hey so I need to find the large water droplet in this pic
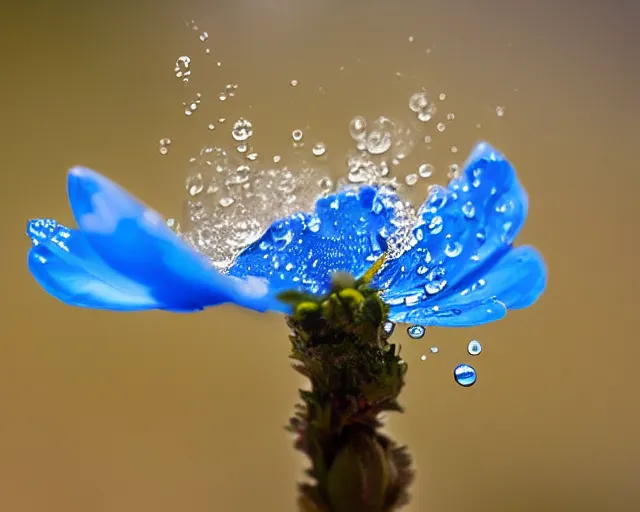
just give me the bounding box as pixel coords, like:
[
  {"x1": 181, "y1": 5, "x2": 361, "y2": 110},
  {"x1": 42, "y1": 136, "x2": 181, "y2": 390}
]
[
  {"x1": 454, "y1": 364, "x2": 477, "y2": 387},
  {"x1": 232, "y1": 118, "x2": 253, "y2": 141},
  {"x1": 467, "y1": 340, "x2": 482, "y2": 356},
  {"x1": 407, "y1": 325, "x2": 426, "y2": 339},
  {"x1": 462, "y1": 201, "x2": 476, "y2": 219}
]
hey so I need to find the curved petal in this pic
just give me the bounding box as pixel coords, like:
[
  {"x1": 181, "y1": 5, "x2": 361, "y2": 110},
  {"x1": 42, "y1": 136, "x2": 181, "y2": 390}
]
[
  {"x1": 375, "y1": 142, "x2": 541, "y2": 326},
  {"x1": 27, "y1": 218, "x2": 162, "y2": 310},
  {"x1": 227, "y1": 185, "x2": 404, "y2": 297},
  {"x1": 65, "y1": 167, "x2": 270, "y2": 312}
]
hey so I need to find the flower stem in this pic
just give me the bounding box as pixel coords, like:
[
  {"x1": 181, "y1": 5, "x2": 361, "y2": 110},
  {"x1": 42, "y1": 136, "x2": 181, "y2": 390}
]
[{"x1": 279, "y1": 272, "x2": 414, "y2": 512}]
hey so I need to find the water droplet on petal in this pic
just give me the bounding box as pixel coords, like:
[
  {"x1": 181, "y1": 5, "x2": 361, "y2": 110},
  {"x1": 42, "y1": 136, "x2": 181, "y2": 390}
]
[
  {"x1": 462, "y1": 201, "x2": 476, "y2": 219},
  {"x1": 467, "y1": 340, "x2": 482, "y2": 356},
  {"x1": 407, "y1": 325, "x2": 426, "y2": 339},
  {"x1": 454, "y1": 364, "x2": 477, "y2": 387}
]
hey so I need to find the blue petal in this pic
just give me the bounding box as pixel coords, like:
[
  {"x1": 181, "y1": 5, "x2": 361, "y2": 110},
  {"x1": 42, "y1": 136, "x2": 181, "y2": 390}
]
[
  {"x1": 27, "y1": 218, "x2": 162, "y2": 310},
  {"x1": 228, "y1": 185, "x2": 402, "y2": 297},
  {"x1": 64, "y1": 167, "x2": 271, "y2": 312},
  {"x1": 374, "y1": 141, "x2": 542, "y2": 326}
]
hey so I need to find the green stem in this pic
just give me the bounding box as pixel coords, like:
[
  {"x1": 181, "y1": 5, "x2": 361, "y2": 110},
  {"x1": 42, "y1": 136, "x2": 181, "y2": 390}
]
[{"x1": 279, "y1": 271, "x2": 414, "y2": 512}]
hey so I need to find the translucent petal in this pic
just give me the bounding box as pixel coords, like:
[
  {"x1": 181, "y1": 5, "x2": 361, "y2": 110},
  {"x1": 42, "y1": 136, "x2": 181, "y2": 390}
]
[
  {"x1": 387, "y1": 246, "x2": 545, "y2": 326},
  {"x1": 27, "y1": 218, "x2": 162, "y2": 310},
  {"x1": 228, "y1": 185, "x2": 402, "y2": 296},
  {"x1": 373, "y1": 141, "x2": 538, "y2": 325},
  {"x1": 65, "y1": 167, "x2": 270, "y2": 312}
]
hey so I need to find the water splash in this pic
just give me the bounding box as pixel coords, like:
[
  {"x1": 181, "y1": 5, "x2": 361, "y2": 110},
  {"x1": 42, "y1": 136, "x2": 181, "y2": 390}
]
[{"x1": 180, "y1": 147, "x2": 329, "y2": 271}]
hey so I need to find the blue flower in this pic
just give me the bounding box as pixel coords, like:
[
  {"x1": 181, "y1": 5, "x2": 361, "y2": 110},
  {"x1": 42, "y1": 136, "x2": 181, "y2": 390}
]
[{"x1": 26, "y1": 142, "x2": 546, "y2": 326}]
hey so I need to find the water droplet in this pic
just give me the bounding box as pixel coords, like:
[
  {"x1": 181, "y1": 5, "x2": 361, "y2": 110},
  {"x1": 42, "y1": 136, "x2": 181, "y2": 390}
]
[
  {"x1": 408, "y1": 36, "x2": 415, "y2": 42},
  {"x1": 187, "y1": 173, "x2": 204, "y2": 196},
  {"x1": 467, "y1": 340, "x2": 482, "y2": 356},
  {"x1": 159, "y1": 137, "x2": 171, "y2": 155},
  {"x1": 450, "y1": 145, "x2": 458, "y2": 153},
  {"x1": 437, "y1": 122, "x2": 446, "y2": 132},
  {"x1": 246, "y1": 152, "x2": 258, "y2": 161},
  {"x1": 462, "y1": 201, "x2": 476, "y2": 219},
  {"x1": 219, "y1": 197, "x2": 234, "y2": 207},
  {"x1": 444, "y1": 241, "x2": 463, "y2": 258},
  {"x1": 454, "y1": 364, "x2": 477, "y2": 387},
  {"x1": 292, "y1": 129, "x2": 303, "y2": 142},
  {"x1": 208, "y1": 123, "x2": 215, "y2": 130},
  {"x1": 273, "y1": 155, "x2": 281, "y2": 163},
  {"x1": 418, "y1": 163, "x2": 434, "y2": 178},
  {"x1": 205, "y1": 48, "x2": 211, "y2": 54},
  {"x1": 430, "y1": 346, "x2": 439, "y2": 354},
  {"x1": 408, "y1": 92, "x2": 428, "y2": 113},
  {"x1": 424, "y1": 135, "x2": 432, "y2": 144},
  {"x1": 496, "y1": 105, "x2": 505, "y2": 117},
  {"x1": 174, "y1": 56, "x2": 191, "y2": 82},
  {"x1": 366, "y1": 130, "x2": 392, "y2": 155},
  {"x1": 420, "y1": 354, "x2": 427, "y2": 361},
  {"x1": 290, "y1": 79, "x2": 298, "y2": 86},
  {"x1": 405, "y1": 173, "x2": 418, "y2": 186},
  {"x1": 407, "y1": 325, "x2": 426, "y2": 339},
  {"x1": 232, "y1": 118, "x2": 253, "y2": 141},
  {"x1": 446, "y1": 112, "x2": 455, "y2": 121},
  {"x1": 438, "y1": 92, "x2": 446, "y2": 100},
  {"x1": 349, "y1": 116, "x2": 367, "y2": 140},
  {"x1": 199, "y1": 31, "x2": 209, "y2": 42},
  {"x1": 312, "y1": 143, "x2": 326, "y2": 156},
  {"x1": 383, "y1": 321, "x2": 395, "y2": 335}
]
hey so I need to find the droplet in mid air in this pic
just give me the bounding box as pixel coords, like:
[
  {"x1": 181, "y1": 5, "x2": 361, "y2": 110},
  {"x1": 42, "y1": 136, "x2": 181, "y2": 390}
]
[
  {"x1": 383, "y1": 321, "x2": 395, "y2": 335},
  {"x1": 349, "y1": 115, "x2": 367, "y2": 140},
  {"x1": 454, "y1": 364, "x2": 477, "y2": 387},
  {"x1": 159, "y1": 138, "x2": 171, "y2": 155},
  {"x1": 232, "y1": 118, "x2": 253, "y2": 141},
  {"x1": 496, "y1": 105, "x2": 505, "y2": 117},
  {"x1": 292, "y1": 129, "x2": 304, "y2": 142},
  {"x1": 467, "y1": 340, "x2": 482, "y2": 356},
  {"x1": 174, "y1": 56, "x2": 191, "y2": 83},
  {"x1": 405, "y1": 173, "x2": 418, "y2": 186},
  {"x1": 430, "y1": 346, "x2": 439, "y2": 354},
  {"x1": 312, "y1": 143, "x2": 326, "y2": 156},
  {"x1": 407, "y1": 325, "x2": 426, "y2": 339},
  {"x1": 418, "y1": 163, "x2": 434, "y2": 178}
]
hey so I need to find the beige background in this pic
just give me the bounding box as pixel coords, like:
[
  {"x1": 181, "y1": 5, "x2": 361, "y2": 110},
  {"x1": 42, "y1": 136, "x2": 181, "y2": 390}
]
[{"x1": 1, "y1": 0, "x2": 639, "y2": 510}]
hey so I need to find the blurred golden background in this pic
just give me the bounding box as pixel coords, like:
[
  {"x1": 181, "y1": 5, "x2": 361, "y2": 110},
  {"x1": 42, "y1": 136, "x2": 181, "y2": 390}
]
[{"x1": 1, "y1": 0, "x2": 639, "y2": 510}]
